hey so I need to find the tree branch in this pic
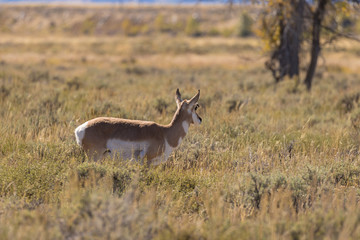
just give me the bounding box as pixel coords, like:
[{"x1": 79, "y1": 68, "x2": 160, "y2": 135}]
[{"x1": 321, "y1": 25, "x2": 360, "y2": 42}]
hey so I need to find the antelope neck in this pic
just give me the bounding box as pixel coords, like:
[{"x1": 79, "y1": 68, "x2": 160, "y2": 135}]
[{"x1": 165, "y1": 109, "x2": 189, "y2": 148}]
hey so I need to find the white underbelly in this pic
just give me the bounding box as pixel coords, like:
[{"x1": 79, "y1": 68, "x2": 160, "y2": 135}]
[
  {"x1": 106, "y1": 138, "x2": 174, "y2": 165},
  {"x1": 106, "y1": 139, "x2": 150, "y2": 160}
]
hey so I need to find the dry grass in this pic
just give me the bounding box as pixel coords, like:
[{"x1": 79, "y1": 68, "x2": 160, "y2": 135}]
[{"x1": 1, "y1": 4, "x2": 360, "y2": 240}]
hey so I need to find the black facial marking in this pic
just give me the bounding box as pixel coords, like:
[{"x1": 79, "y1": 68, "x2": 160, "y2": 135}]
[{"x1": 195, "y1": 104, "x2": 199, "y2": 110}]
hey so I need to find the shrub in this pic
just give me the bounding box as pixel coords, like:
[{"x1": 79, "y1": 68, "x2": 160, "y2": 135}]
[
  {"x1": 207, "y1": 27, "x2": 221, "y2": 37},
  {"x1": 122, "y1": 18, "x2": 148, "y2": 36},
  {"x1": 81, "y1": 17, "x2": 96, "y2": 35},
  {"x1": 185, "y1": 16, "x2": 201, "y2": 37},
  {"x1": 351, "y1": 107, "x2": 360, "y2": 130},
  {"x1": 112, "y1": 169, "x2": 132, "y2": 196},
  {"x1": 154, "y1": 98, "x2": 169, "y2": 114},
  {"x1": 221, "y1": 28, "x2": 235, "y2": 37},
  {"x1": 337, "y1": 92, "x2": 360, "y2": 113},
  {"x1": 237, "y1": 11, "x2": 253, "y2": 37},
  {"x1": 356, "y1": 19, "x2": 360, "y2": 35},
  {"x1": 154, "y1": 14, "x2": 170, "y2": 33}
]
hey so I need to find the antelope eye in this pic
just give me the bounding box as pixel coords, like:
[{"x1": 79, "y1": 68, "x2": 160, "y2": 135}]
[{"x1": 195, "y1": 104, "x2": 199, "y2": 110}]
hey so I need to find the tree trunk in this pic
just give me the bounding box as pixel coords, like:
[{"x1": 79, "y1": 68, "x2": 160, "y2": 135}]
[
  {"x1": 265, "y1": 0, "x2": 305, "y2": 84},
  {"x1": 289, "y1": 0, "x2": 304, "y2": 79},
  {"x1": 304, "y1": 0, "x2": 328, "y2": 91}
]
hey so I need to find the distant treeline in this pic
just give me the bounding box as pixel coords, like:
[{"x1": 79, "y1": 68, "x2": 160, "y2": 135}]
[{"x1": 0, "y1": 5, "x2": 258, "y2": 37}]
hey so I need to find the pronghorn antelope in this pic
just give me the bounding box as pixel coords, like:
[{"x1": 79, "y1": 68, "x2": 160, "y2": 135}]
[{"x1": 74, "y1": 89, "x2": 202, "y2": 165}]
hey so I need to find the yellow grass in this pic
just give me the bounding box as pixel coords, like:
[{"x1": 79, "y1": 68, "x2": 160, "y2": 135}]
[{"x1": 1, "y1": 4, "x2": 360, "y2": 240}]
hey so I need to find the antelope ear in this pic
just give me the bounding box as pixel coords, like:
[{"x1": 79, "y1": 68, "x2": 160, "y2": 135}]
[
  {"x1": 189, "y1": 89, "x2": 200, "y2": 107},
  {"x1": 175, "y1": 88, "x2": 182, "y2": 108}
]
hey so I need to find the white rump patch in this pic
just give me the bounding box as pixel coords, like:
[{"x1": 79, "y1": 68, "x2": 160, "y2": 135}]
[
  {"x1": 74, "y1": 121, "x2": 88, "y2": 146},
  {"x1": 106, "y1": 139, "x2": 150, "y2": 161}
]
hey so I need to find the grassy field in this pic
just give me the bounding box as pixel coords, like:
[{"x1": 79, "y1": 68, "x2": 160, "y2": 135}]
[{"x1": 1, "y1": 4, "x2": 360, "y2": 240}]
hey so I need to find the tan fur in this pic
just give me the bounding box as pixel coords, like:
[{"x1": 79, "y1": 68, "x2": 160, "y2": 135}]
[{"x1": 75, "y1": 89, "x2": 201, "y2": 165}]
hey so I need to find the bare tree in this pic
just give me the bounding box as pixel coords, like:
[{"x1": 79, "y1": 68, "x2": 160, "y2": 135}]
[
  {"x1": 261, "y1": 0, "x2": 360, "y2": 91},
  {"x1": 265, "y1": 0, "x2": 305, "y2": 85}
]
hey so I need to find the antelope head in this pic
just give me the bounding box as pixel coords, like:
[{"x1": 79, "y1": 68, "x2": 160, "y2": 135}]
[{"x1": 175, "y1": 88, "x2": 202, "y2": 126}]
